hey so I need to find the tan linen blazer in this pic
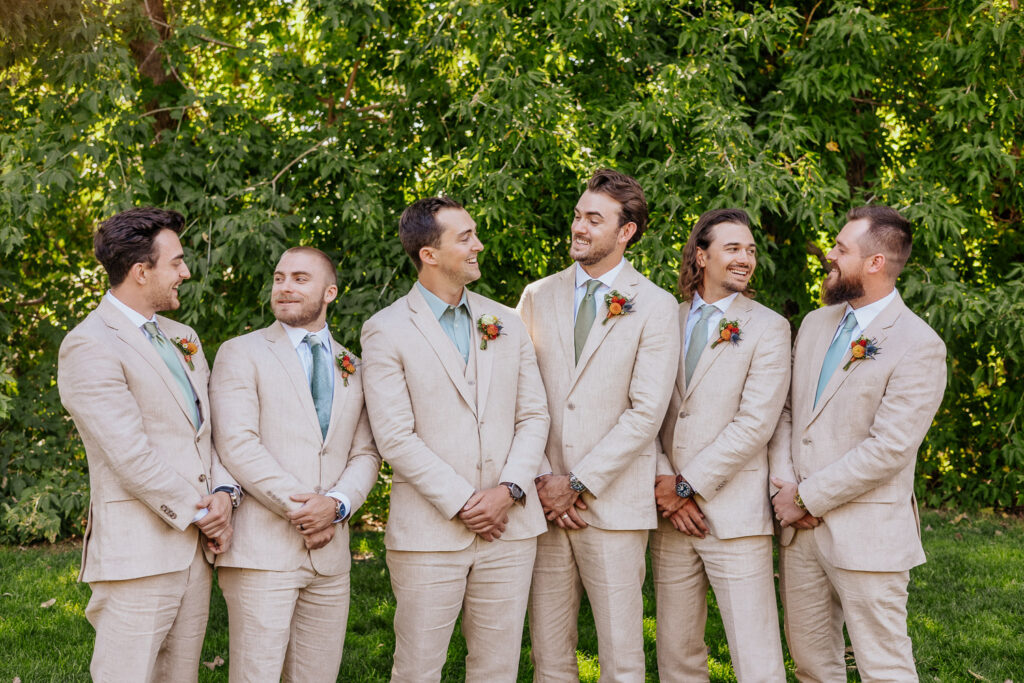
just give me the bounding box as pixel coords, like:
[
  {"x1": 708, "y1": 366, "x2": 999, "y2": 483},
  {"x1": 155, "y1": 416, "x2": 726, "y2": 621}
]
[
  {"x1": 360, "y1": 286, "x2": 549, "y2": 551},
  {"x1": 658, "y1": 295, "x2": 791, "y2": 540},
  {"x1": 209, "y1": 322, "x2": 381, "y2": 575},
  {"x1": 58, "y1": 297, "x2": 229, "y2": 582},
  {"x1": 517, "y1": 261, "x2": 679, "y2": 531},
  {"x1": 769, "y1": 293, "x2": 947, "y2": 571}
]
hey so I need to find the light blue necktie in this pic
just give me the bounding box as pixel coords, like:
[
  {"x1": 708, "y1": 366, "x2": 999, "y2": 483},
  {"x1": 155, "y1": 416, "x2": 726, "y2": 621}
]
[
  {"x1": 305, "y1": 334, "x2": 332, "y2": 439},
  {"x1": 815, "y1": 312, "x2": 858, "y2": 406},
  {"x1": 685, "y1": 304, "x2": 716, "y2": 384},
  {"x1": 142, "y1": 322, "x2": 200, "y2": 430}
]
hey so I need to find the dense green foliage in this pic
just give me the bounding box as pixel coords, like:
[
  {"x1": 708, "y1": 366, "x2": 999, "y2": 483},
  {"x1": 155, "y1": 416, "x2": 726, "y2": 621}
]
[
  {"x1": 1, "y1": 0, "x2": 1021, "y2": 542},
  {"x1": 3, "y1": 511, "x2": 1023, "y2": 680}
]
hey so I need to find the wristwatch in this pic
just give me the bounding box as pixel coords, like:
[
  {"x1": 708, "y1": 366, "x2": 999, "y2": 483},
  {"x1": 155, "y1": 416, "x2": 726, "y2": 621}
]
[
  {"x1": 333, "y1": 498, "x2": 347, "y2": 523},
  {"x1": 794, "y1": 490, "x2": 806, "y2": 511},
  {"x1": 674, "y1": 474, "x2": 694, "y2": 499},
  {"x1": 501, "y1": 482, "x2": 525, "y2": 504},
  {"x1": 568, "y1": 472, "x2": 587, "y2": 493},
  {"x1": 213, "y1": 485, "x2": 242, "y2": 509}
]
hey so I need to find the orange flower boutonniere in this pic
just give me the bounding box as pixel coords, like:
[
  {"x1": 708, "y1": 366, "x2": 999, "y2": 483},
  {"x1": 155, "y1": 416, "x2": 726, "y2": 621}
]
[
  {"x1": 710, "y1": 319, "x2": 741, "y2": 349},
  {"x1": 171, "y1": 336, "x2": 198, "y2": 370},
  {"x1": 843, "y1": 337, "x2": 880, "y2": 370},
  {"x1": 477, "y1": 314, "x2": 503, "y2": 350},
  {"x1": 336, "y1": 352, "x2": 357, "y2": 387},
  {"x1": 602, "y1": 290, "x2": 635, "y2": 324}
]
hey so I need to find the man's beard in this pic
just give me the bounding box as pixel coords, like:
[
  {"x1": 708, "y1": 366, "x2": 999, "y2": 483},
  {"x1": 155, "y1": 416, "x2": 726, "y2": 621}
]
[
  {"x1": 822, "y1": 267, "x2": 864, "y2": 305},
  {"x1": 272, "y1": 298, "x2": 326, "y2": 327},
  {"x1": 571, "y1": 237, "x2": 617, "y2": 267}
]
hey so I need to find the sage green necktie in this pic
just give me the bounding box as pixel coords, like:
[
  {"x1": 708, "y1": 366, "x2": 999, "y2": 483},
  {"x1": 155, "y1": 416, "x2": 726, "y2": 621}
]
[
  {"x1": 305, "y1": 333, "x2": 332, "y2": 439},
  {"x1": 142, "y1": 322, "x2": 200, "y2": 430},
  {"x1": 574, "y1": 279, "x2": 601, "y2": 364},
  {"x1": 685, "y1": 304, "x2": 716, "y2": 384},
  {"x1": 815, "y1": 311, "x2": 858, "y2": 407}
]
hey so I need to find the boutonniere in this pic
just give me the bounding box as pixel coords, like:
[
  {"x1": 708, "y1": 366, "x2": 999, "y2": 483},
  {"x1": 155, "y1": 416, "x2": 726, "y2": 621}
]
[
  {"x1": 602, "y1": 290, "x2": 635, "y2": 324},
  {"x1": 710, "y1": 319, "x2": 741, "y2": 349},
  {"x1": 843, "y1": 336, "x2": 880, "y2": 370},
  {"x1": 336, "y1": 352, "x2": 357, "y2": 386},
  {"x1": 477, "y1": 314, "x2": 503, "y2": 349},
  {"x1": 170, "y1": 336, "x2": 198, "y2": 370}
]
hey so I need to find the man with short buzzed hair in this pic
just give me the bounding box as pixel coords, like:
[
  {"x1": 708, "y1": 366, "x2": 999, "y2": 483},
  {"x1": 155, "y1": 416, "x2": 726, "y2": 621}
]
[{"x1": 771, "y1": 205, "x2": 947, "y2": 681}]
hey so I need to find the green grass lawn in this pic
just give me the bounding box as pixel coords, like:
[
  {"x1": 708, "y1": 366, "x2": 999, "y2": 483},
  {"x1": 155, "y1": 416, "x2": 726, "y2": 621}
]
[{"x1": 2, "y1": 509, "x2": 1022, "y2": 681}]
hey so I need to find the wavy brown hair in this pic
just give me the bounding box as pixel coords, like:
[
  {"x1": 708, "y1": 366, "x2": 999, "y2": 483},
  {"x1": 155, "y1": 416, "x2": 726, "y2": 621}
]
[{"x1": 678, "y1": 208, "x2": 754, "y2": 299}]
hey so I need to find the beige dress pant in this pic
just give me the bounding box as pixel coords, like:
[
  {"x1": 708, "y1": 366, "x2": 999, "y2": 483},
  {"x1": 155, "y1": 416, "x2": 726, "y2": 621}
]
[
  {"x1": 650, "y1": 525, "x2": 785, "y2": 683},
  {"x1": 86, "y1": 540, "x2": 211, "y2": 683},
  {"x1": 529, "y1": 525, "x2": 648, "y2": 683},
  {"x1": 779, "y1": 528, "x2": 917, "y2": 682},
  {"x1": 387, "y1": 535, "x2": 537, "y2": 683},
  {"x1": 218, "y1": 556, "x2": 350, "y2": 683}
]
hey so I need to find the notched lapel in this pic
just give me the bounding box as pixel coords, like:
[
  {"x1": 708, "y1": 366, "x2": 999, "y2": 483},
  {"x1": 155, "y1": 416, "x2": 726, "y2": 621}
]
[
  {"x1": 264, "y1": 323, "x2": 322, "y2": 437},
  {"x1": 684, "y1": 297, "x2": 753, "y2": 399},
  {"x1": 468, "y1": 293, "x2": 496, "y2": 418},
  {"x1": 553, "y1": 268, "x2": 577, "y2": 370},
  {"x1": 407, "y1": 289, "x2": 477, "y2": 415},
  {"x1": 324, "y1": 337, "x2": 355, "y2": 444},
  {"x1": 572, "y1": 265, "x2": 640, "y2": 385}
]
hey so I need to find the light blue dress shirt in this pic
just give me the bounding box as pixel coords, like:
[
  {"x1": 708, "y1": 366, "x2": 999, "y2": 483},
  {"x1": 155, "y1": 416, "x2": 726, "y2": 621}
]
[{"x1": 417, "y1": 282, "x2": 473, "y2": 363}]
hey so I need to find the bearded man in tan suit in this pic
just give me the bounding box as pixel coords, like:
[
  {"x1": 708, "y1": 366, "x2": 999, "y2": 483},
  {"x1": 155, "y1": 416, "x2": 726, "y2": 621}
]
[
  {"x1": 518, "y1": 169, "x2": 679, "y2": 682},
  {"x1": 209, "y1": 247, "x2": 381, "y2": 682},
  {"x1": 770, "y1": 206, "x2": 947, "y2": 681},
  {"x1": 360, "y1": 197, "x2": 549, "y2": 682},
  {"x1": 58, "y1": 207, "x2": 237, "y2": 682},
  {"x1": 651, "y1": 208, "x2": 790, "y2": 682}
]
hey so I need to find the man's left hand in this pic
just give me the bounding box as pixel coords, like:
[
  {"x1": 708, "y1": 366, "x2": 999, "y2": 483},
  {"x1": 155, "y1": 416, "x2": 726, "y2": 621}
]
[
  {"x1": 303, "y1": 525, "x2": 336, "y2": 550},
  {"x1": 655, "y1": 475, "x2": 686, "y2": 515},
  {"x1": 195, "y1": 491, "x2": 233, "y2": 539},
  {"x1": 771, "y1": 477, "x2": 809, "y2": 527},
  {"x1": 459, "y1": 486, "x2": 514, "y2": 540},
  {"x1": 288, "y1": 493, "x2": 337, "y2": 534}
]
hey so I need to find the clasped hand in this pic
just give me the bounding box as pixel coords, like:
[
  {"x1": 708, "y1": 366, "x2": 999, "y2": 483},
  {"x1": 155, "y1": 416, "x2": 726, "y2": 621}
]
[
  {"x1": 458, "y1": 486, "x2": 514, "y2": 541},
  {"x1": 654, "y1": 475, "x2": 709, "y2": 538},
  {"x1": 195, "y1": 490, "x2": 234, "y2": 554},
  {"x1": 536, "y1": 474, "x2": 588, "y2": 530},
  {"x1": 770, "y1": 477, "x2": 821, "y2": 530},
  {"x1": 288, "y1": 493, "x2": 338, "y2": 549}
]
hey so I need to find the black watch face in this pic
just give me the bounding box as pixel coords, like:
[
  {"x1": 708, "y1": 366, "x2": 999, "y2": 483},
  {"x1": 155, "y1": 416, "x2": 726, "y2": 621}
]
[{"x1": 676, "y1": 480, "x2": 694, "y2": 498}]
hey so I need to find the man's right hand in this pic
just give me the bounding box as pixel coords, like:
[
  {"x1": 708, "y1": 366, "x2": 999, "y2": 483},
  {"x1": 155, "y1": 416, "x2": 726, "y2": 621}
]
[
  {"x1": 668, "y1": 498, "x2": 709, "y2": 538},
  {"x1": 303, "y1": 525, "x2": 336, "y2": 550},
  {"x1": 654, "y1": 475, "x2": 686, "y2": 515}
]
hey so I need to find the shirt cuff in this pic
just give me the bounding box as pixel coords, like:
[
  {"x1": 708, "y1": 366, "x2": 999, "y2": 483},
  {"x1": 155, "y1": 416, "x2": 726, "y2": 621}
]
[
  {"x1": 325, "y1": 491, "x2": 352, "y2": 524},
  {"x1": 192, "y1": 507, "x2": 209, "y2": 523}
]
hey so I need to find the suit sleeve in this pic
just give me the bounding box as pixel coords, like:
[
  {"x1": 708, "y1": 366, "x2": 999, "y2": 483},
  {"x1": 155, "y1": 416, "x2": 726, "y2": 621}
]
[
  {"x1": 498, "y1": 322, "x2": 550, "y2": 489},
  {"x1": 572, "y1": 291, "x2": 680, "y2": 497},
  {"x1": 515, "y1": 286, "x2": 554, "y2": 475},
  {"x1": 682, "y1": 315, "x2": 791, "y2": 501},
  {"x1": 360, "y1": 315, "x2": 476, "y2": 520},
  {"x1": 798, "y1": 335, "x2": 947, "y2": 516},
  {"x1": 57, "y1": 330, "x2": 200, "y2": 531},
  {"x1": 657, "y1": 384, "x2": 682, "y2": 477},
  {"x1": 191, "y1": 343, "x2": 238, "y2": 490},
  {"x1": 209, "y1": 339, "x2": 309, "y2": 517},
  {"x1": 327, "y1": 404, "x2": 382, "y2": 515}
]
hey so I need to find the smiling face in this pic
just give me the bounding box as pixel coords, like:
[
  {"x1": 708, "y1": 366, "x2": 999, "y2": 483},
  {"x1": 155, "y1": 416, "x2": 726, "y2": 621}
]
[
  {"x1": 142, "y1": 229, "x2": 191, "y2": 313},
  {"x1": 697, "y1": 221, "x2": 756, "y2": 302},
  {"x1": 822, "y1": 218, "x2": 870, "y2": 305},
  {"x1": 270, "y1": 250, "x2": 338, "y2": 331},
  {"x1": 425, "y1": 207, "x2": 484, "y2": 288},
  {"x1": 570, "y1": 190, "x2": 635, "y2": 277}
]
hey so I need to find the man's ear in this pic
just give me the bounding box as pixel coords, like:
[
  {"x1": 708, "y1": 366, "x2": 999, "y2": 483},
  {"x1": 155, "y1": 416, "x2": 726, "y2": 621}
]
[
  {"x1": 617, "y1": 221, "x2": 637, "y2": 246},
  {"x1": 695, "y1": 247, "x2": 707, "y2": 269},
  {"x1": 419, "y1": 246, "x2": 437, "y2": 267},
  {"x1": 865, "y1": 253, "x2": 886, "y2": 275},
  {"x1": 128, "y1": 261, "x2": 148, "y2": 286},
  {"x1": 323, "y1": 284, "x2": 339, "y2": 305}
]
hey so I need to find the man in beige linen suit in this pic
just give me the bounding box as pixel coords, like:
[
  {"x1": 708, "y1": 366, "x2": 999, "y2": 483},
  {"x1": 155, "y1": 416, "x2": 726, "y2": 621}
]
[
  {"x1": 518, "y1": 169, "x2": 679, "y2": 682},
  {"x1": 770, "y1": 206, "x2": 947, "y2": 681},
  {"x1": 58, "y1": 207, "x2": 237, "y2": 682},
  {"x1": 210, "y1": 247, "x2": 381, "y2": 683},
  {"x1": 360, "y1": 197, "x2": 549, "y2": 682},
  {"x1": 651, "y1": 209, "x2": 790, "y2": 682}
]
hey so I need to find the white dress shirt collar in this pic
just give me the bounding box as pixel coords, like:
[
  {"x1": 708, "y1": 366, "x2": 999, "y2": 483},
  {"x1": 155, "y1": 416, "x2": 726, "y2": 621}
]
[
  {"x1": 689, "y1": 291, "x2": 740, "y2": 317},
  {"x1": 105, "y1": 290, "x2": 156, "y2": 330},
  {"x1": 280, "y1": 321, "x2": 331, "y2": 351},
  {"x1": 574, "y1": 258, "x2": 626, "y2": 290},
  {"x1": 838, "y1": 288, "x2": 898, "y2": 340}
]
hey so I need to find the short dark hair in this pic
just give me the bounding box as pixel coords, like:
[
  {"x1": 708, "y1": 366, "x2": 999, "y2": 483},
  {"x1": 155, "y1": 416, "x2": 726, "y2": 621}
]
[
  {"x1": 678, "y1": 208, "x2": 753, "y2": 297},
  {"x1": 586, "y1": 169, "x2": 648, "y2": 248},
  {"x1": 846, "y1": 205, "x2": 912, "y2": 277},
  {"x1": 279, "y1": 246, "x2": 337, "y2": 285},
  {"x1": 94, "y1": 207, "x2": 185, "y2": 286},
  {"x1": 399, "y1": 196, "x2": 463, "y2": 271}
]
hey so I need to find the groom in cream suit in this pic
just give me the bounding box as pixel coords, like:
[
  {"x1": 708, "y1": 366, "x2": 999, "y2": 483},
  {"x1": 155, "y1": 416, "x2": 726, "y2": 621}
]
[
  {"x1": 651, "y1": 209, "x2": 790, "y2": 682},
  {"x1": 771, "y1": 206, "x2": 947, "y2": 681},
  {"x1": 58, "y1": 207, "x2": 237, "y2": 682},
  {"x1": 210, "y1": 246, "x2": 381, "y2": 683},
  {"x1": 360, "y1": 197, "x2": 549, "y2": 682},
  {"x1": 518, "y1": 169, "x2": 679, "y2": 682}
]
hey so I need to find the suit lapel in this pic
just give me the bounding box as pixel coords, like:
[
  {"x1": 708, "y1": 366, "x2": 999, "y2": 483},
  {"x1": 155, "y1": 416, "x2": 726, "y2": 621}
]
[
  {"x1": 572, "y1": 262, "x2": 640, "y2": 388},
  {"x1": 263, "y1": 322, "x2": 322, "y2": 437},
  {"x1": 324, "y1": 336, "x2": 354, "y2": 444},
  {"x1": 802, "y1": 305, "x2": 846, "y2": 426},
  {"x1": 99, "y1": 299, "x2": 196, "y2": 429},
  {"x1": 407, "y1": 287, "x2": 478, "y2": 415},
  {"x1": 468, "y1": 292, "x2": 495, "y2": 418},
  {"x1": 684, "y1": 295, "x2": 753, "y2": 399},
  {"x1": 807, "y1": 296, "x2": 903, "y2": 424},
  {"x1": 553, "y1": 267, "x2": 577, "y2": 371}
]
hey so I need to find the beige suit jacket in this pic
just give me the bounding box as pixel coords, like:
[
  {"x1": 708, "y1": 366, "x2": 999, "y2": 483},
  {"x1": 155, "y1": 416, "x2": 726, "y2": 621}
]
[
  {"x1": 518, "y1": 261, "x2": 679, "y2": 531},
  {"x1": 209, "y1": 322, "x2": 381, "y2": 575},
  {"x1": 658, "y1": 296, "x2": 791, "y2": 540},
  {"x1": 769, "y1": 292, "x2": 947, "y2": 571},
  {"x1": 58, "y1": 297, "x2": 229, "y2": 582},
  {"x1": 360, "y1": 286, "x2": 549, "y2": 551}
]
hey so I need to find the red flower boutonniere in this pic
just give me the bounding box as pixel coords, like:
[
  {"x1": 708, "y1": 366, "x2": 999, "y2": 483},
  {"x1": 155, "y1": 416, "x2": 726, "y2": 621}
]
[
  {"x1": 843, "y1": 337, "x2": 880, "y2": 370},
  {"x1": 602, "y1": 290, "x2": 635, "y2": 324},
  {"x1": 336, "y1": 352, "x2": 357, "y2": 386},
  {"x1": 710, "y1": 319, "x2": 741, "y2": 348},
  {"x1": 170, "y1": 336, "x2": 198, "y2": 370},
  {"x1": 477, "y1": 314, "x2": 503, "y2": 349}
]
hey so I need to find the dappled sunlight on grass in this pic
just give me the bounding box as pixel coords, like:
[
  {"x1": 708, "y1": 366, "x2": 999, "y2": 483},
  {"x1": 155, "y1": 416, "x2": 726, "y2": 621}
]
[
  {"x1": 642, "y1": 615, "x2": 656, "y2": 643},
  {"x1": 577, "y1": 651, "x2": 600, "y2": 682}
]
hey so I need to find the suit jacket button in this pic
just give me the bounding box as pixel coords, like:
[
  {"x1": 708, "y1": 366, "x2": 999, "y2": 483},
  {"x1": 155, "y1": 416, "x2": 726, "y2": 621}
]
[
  {"x1": 314, "y1": 486, "x2": 322, "y2": 494},
  {"x1": 198, "y1": 474, "x2": 206, "y2": 482},
  {"x1": 567, "y1": 402, "x2": 575, "y2": 410},
  {"x1": 679, "y1": 411, "x2": 687, "y2": 418},
  {"x1": 801, "y1": 438, "x2": 812, "y2": 445}
]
